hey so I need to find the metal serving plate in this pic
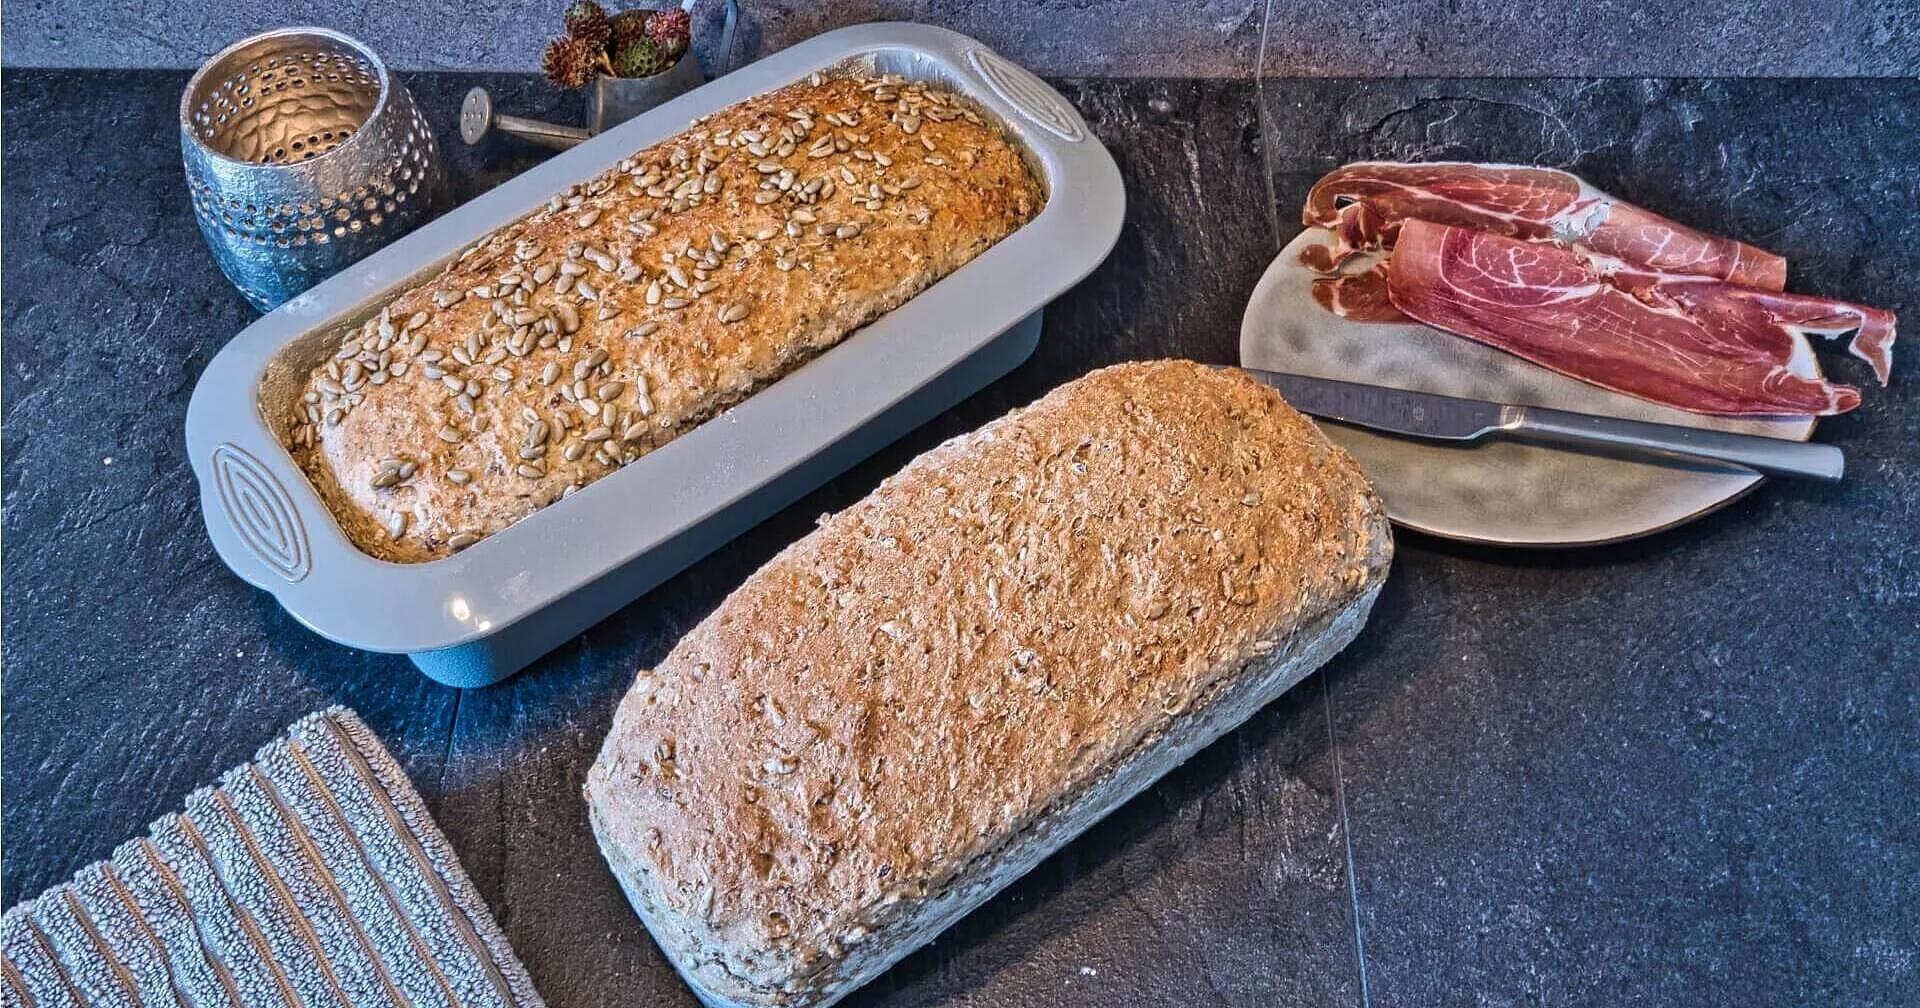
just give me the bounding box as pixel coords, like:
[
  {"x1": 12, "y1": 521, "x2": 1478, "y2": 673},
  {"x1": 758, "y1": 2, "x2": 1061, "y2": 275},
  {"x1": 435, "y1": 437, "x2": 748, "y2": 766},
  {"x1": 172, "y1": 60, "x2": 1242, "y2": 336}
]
[{"x1": 186, "y1": 23, "x2": 1125, "y2": 686}]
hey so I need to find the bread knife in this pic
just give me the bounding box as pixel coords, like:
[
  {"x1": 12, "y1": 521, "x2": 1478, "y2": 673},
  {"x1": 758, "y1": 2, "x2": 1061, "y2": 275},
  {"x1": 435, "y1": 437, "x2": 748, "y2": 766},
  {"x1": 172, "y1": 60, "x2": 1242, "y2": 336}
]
[{"x1": 1242, "y1": 369, "x2": 1844, "y2": 482}]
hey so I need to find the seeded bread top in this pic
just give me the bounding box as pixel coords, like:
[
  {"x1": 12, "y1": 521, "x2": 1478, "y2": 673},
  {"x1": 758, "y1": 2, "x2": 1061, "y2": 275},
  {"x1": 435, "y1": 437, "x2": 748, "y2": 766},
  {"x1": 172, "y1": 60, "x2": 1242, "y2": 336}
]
[
  {"x1": 286, "y1": 73, "x2": 1042, "y2": 561},
  {"x1": 586, "y1": 360, "x2": 1393, "y2": 1003}
]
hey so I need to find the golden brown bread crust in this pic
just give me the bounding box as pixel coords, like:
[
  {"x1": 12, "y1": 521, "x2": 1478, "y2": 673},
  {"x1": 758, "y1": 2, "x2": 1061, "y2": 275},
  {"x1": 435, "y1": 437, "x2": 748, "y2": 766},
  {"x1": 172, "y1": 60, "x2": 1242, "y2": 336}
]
[
  {"x1": 284, "y1": 73, "x2": 1042, "y2": 561},
  {"x1": 585, "y1": 361, "x2": 1392, "y2": 1005}
]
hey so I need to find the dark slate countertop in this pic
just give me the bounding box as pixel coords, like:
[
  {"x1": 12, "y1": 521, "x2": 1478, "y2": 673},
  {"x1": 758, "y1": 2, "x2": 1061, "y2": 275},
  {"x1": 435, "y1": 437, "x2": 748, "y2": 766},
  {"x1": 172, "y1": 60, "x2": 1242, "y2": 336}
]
[{"x1": 3, "y1": 70, "x2": 1915, "y2": 1007}]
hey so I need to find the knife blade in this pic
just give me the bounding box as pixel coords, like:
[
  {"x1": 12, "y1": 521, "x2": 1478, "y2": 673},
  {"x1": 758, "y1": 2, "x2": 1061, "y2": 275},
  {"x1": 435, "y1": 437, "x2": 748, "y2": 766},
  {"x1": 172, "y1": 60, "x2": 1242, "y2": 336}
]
[
  {"x1": 1240, "y1": 369, "x2": 1844, "y2": 482},
  {"x1": 1246, "y1": 370, "x2": 1512, "y2": 441}
]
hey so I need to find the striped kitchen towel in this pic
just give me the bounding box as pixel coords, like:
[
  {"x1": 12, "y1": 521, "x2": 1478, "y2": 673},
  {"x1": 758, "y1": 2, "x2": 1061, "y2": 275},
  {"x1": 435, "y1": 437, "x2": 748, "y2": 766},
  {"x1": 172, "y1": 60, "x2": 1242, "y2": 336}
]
[{"x1": 1, "y1": 707, "x2": 543, "y2": 1008}]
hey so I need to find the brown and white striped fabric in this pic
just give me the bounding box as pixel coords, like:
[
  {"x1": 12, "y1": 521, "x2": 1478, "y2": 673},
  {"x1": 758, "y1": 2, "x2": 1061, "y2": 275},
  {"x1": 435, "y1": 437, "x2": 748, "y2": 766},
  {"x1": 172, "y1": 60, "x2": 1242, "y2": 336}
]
[{"x1": 1, "y1": 708, "x2": 543, "y2": 1008}]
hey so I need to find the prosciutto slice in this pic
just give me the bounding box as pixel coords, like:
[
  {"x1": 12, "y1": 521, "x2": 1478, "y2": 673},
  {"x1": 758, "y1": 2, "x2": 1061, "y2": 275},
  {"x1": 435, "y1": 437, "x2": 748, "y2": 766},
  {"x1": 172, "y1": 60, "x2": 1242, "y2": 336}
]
[
  {"x1": 1310, "y1": 263, "x2": 1407, "y2": 323},
  {"x1": 1301, "y1": 162, "x2": 1788, "y2": 290},
  {"x1": 1381, "y1": 220, "x2": 1896, "y2": 416}
]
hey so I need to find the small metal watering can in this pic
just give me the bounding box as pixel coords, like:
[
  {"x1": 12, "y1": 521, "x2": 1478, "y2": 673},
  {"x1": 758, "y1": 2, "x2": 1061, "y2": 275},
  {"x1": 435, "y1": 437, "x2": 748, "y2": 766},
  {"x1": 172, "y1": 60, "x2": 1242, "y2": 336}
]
[{"x1": 461, "y1": 1, "x2": 735, "y2": 151}]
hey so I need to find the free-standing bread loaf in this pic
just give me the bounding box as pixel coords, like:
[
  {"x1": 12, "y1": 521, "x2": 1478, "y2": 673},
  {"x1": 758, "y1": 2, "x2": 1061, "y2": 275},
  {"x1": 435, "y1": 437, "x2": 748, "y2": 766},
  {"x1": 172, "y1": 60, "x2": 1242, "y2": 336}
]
[
  {"x1": 285, "y1": 73, "x2": 1042, "y2": 561},
  {"x1": 585, "y1": 360, "x2": 1392, "y2": 1007}
]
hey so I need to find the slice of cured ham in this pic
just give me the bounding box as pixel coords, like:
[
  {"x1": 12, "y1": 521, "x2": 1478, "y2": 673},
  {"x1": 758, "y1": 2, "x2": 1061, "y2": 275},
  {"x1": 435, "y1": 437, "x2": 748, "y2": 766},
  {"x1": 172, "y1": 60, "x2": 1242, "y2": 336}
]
[
  {"x1": 1301, "y1": 162, "x2": 1788, "y2": 290},
  {"x1": 1381, "y1": 220, "x2": 1896, "y2": 416},
  {"x1": 1310, "y1": 264, "x2": 1406, "y2": 323}
]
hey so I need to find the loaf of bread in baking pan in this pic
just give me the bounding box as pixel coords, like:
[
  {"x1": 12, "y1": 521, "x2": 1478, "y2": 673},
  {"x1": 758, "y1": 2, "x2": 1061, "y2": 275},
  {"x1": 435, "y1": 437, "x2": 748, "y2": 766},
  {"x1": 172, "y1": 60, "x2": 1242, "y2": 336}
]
[
  {"x1": 283, "y1": 73, "x2": 1043, "y2": 561},
  {"x1": 585, "y1": 360, "x2": 1393, "y2": 1007}
]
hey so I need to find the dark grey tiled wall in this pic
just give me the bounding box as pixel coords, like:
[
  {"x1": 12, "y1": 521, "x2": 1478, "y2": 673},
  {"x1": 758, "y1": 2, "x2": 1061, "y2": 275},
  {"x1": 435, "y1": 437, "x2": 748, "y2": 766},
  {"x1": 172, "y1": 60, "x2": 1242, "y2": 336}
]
[{"x1": 4, "y1": 0, "x2": 1917, "y2": 74}]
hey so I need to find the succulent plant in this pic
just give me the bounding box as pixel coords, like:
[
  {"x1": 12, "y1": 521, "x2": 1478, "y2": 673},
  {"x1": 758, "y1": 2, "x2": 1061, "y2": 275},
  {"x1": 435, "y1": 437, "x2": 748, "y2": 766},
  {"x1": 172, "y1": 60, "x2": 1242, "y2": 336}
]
[
  {"x1": 542, "y1": 35, "x2": 599, "y2": 89},
  {"x1": 608, "y1": 9, "x2": 651, "y2": 50},
  {"x1": 563, "y1": 1, "x2": 612, "y2": 46},
  {"x1": 646, "y1": 8, "x2": 692, "y2": 57},
  {"x1": 611, "y1": 36, "x2": 671, "y2": 77}
]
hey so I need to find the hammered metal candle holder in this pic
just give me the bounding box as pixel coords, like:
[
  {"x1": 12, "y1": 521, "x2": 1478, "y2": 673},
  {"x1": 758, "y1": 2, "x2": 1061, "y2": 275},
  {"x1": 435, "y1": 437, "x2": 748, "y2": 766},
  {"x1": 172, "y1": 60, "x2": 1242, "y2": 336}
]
[{"x1": 180, "y1": 27, "x2": 444, "y2": 311}]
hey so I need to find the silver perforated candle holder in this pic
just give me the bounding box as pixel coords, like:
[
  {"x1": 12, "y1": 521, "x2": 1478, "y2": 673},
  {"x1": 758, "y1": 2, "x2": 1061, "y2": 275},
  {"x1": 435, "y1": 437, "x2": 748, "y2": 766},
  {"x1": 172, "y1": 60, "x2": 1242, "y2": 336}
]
[{"x1": 181, "y1": 28, "x2": 444, "y2": 311}]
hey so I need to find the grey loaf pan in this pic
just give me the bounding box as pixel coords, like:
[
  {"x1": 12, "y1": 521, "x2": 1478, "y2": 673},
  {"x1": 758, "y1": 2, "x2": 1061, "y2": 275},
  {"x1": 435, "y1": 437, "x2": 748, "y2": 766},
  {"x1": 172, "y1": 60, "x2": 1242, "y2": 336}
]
[{"x1": 185, "y1": 24, "x2": 1125, "y2": 687}]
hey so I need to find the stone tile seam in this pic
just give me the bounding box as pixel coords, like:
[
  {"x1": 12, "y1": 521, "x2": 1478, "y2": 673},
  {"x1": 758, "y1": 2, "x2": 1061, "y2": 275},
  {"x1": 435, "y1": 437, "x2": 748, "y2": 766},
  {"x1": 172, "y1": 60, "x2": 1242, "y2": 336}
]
[
  {"x1": 1322, "y1": 670, "x2": 1372, "y2": 1008},
  {"x1": 1253, "y1": 0, "x2": 1285, "y2": 251}
]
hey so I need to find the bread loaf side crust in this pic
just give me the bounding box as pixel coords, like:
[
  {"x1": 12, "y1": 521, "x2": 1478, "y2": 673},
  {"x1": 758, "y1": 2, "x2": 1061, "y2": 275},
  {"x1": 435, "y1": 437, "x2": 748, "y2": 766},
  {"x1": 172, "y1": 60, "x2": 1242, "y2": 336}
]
[
  {"x1": 286, "y1": 74, "x2": 1041, "y2": 561},
  {"x1": 586, "y1": 360, "x2": 1392, "y2": 1005}
]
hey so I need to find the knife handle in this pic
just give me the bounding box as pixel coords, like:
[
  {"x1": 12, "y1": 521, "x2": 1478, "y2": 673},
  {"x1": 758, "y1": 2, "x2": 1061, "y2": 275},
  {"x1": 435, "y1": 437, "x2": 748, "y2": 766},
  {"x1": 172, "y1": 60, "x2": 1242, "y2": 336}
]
[{"x1": 1510, "y1": 407, "x2": 1844, "y2": 482}]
